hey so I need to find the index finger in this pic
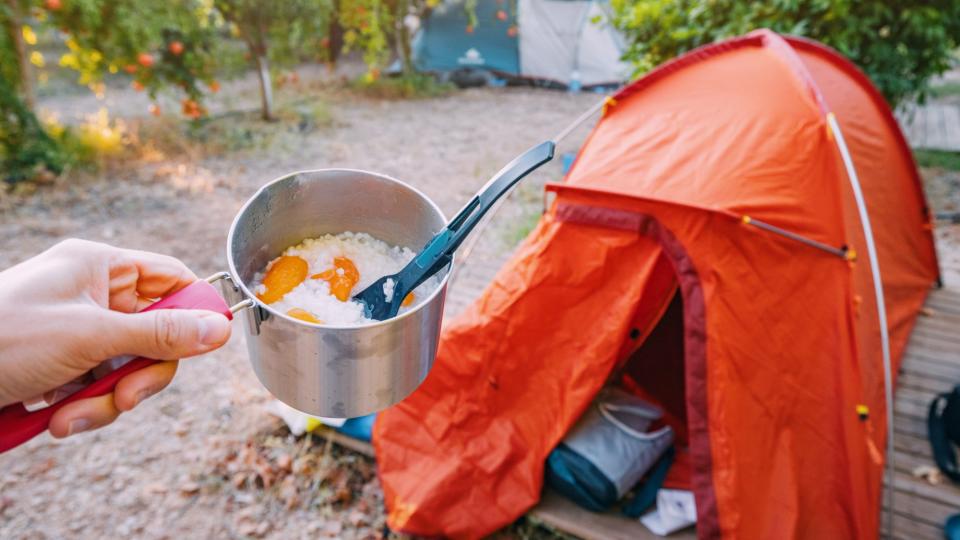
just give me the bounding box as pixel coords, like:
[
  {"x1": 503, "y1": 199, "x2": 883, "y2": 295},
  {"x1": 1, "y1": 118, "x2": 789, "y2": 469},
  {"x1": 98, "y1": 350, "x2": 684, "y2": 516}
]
[{"x1": 114, "y1": 248, "x2": 198, "y2": 301}]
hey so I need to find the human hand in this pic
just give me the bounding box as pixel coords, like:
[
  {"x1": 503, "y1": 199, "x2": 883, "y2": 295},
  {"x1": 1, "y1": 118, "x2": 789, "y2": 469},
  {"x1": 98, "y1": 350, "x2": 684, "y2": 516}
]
[{"x1": 0, "y1": 239, "x2": 232, "y2": 438}]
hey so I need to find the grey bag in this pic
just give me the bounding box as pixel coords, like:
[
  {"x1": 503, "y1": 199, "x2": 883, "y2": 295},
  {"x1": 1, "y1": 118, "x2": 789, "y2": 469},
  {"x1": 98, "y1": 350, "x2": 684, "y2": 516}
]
[{"x1": 549, "y1": 387, "x2": 675, "y2": 507}]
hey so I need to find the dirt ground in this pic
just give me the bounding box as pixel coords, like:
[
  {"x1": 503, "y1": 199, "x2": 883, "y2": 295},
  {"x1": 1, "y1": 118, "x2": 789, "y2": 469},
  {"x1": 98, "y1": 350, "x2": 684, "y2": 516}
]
[{"x1": 1, "y1": 63, "x2": 959, "y2": 540}]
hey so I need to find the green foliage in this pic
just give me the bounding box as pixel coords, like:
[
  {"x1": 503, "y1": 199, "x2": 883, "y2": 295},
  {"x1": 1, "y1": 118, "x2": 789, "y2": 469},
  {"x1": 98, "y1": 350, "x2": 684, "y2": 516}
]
[
  {"x1": 214, "y1": 0, "x2": 333, "y2": 67},
  {"x1": 0, "y1": 74, "x2": 64, "y2": 183},
  {"x1": 915, "y1": 149, "x2": 960, "y2": 172},
  {"x1": 930, "y1": 81, "x2": 960, "y2": 100},
  {"x1": 350, "y1": 72, "x2": 453, "y2": 99},
  {"x1": 214, "y1": 0, "x2": 333, "y2": 119},
  {"x1": 43, "y1": 0, "x2": 221, "y2": 107},
  {"x1": 338, "y1": 0, "x2": 445, "y2": 78},
  {"x1": 610, "y1": 0, "x2": 960, "y2": 107}
]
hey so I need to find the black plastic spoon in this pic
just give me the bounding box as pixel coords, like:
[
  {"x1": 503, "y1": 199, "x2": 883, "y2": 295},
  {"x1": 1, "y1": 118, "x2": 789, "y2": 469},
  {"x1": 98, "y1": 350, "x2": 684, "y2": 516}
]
[{"x1": 353, "y1": 97, "x2": 608, "y2": 321}]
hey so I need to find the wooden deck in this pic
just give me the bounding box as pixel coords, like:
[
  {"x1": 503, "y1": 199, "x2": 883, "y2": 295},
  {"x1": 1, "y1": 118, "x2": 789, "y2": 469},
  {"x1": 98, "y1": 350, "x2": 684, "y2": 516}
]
[
  {"x1": 883, "y1": 287, "x2": 960, "y2": 539},
  {"x1": 324, "y1": 288, "x2": 960, "y2": 539}
]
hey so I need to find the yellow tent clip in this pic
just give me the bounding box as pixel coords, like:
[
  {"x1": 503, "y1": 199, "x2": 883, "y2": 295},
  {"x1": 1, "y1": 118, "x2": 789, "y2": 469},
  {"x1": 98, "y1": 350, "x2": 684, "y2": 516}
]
[
  {"x1": 305, "y1": 416, "x2": 323, "y2": 433},
  {"x1": 844, "y1": 248, "x2": 857, "y2": 262},
  {"x1": 741, "y1": 215, "x2": 752, "y2": 224},
  {"x1": 856, "y1": 404, "x2": 869, "y2": 420},
  {"x1": 601, "y1": 96, "x2": 618, "y2": 116}
]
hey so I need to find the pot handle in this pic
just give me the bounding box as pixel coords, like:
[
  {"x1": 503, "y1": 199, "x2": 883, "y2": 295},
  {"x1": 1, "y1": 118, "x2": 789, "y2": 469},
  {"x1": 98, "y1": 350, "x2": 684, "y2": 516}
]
[{"x1": 0, "y1": 277, "x2": 245, "y2": 454}]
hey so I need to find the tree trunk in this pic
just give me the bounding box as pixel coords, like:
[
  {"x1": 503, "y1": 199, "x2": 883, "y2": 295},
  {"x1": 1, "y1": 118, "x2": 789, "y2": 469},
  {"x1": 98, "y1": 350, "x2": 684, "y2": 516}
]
[
  {"x1": 5, "y1": 0, "x2": 34, "y2": 110},
  {"x1": 253, "y1": 52, "x2": 275, "y2": 121},
  {"x1": 327, "y1": 4, "x2": 344, "y2": 69},
  {"x1": 395, "y1": 0, "x2": 414, "y2": 77}
]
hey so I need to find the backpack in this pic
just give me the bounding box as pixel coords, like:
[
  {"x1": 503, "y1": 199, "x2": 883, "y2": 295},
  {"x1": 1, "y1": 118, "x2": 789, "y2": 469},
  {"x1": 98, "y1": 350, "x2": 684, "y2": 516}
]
[
  {"x1": 545, "y1": 388, "x2": 674, "y2": 512},
  {"x1": 928, "y1": 385, "x2": 960, "y2": 483}
]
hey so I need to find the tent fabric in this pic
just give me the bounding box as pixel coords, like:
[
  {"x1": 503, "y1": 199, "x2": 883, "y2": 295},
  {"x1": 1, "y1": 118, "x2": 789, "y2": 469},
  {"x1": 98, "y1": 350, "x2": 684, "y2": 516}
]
[
  {"x1": 413, "y1": 0, "x2": 627, "y2": 87},
  {"x1": 412, "y1": 0, "x2": 520, "y2": 75},
  {"x1": 517, "y1": 0, "x2": 629, "y2": 86},
  {"x1": 374, "y1": 29, "x2": 938, "y2": 539}
]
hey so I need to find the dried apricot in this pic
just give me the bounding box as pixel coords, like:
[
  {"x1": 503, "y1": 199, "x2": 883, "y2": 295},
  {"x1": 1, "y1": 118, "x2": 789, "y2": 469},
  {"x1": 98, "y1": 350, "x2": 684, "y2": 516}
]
[
  {"x1": 312, "y1": 256, "x2": 360, "y2": 302},
  {"x1": 286, "y1": 308, "x2": 322, "y2": 324},
  {"x1": 257, "y1": 255, "x2": 308, "y2": 304}
]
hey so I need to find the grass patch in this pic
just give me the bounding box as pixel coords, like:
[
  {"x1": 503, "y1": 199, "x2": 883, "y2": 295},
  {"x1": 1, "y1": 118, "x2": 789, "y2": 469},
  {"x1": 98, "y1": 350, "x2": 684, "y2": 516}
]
[
  {"x1": 930, "y1": 81, "x2": 960, "y2": 99},
  {"x1": 351, "y1": 72, "x2": 455, "y2": 100},
  {"x1": 914, "y1": 149, "x2": 960, "y2": 172},
  {"x1": 502, "y1": 210, "x2": 542, "y2": 247}
]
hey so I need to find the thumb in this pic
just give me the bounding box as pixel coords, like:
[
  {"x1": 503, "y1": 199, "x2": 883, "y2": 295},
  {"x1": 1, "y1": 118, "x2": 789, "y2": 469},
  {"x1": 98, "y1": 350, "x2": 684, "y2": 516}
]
[{"x1": 103, "y1": 309, "x2": 232, "y2": 361}]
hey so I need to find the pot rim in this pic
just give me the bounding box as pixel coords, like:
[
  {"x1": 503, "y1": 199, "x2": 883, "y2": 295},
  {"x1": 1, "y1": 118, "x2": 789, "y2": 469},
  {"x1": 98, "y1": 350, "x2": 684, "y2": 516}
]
[{"x1": 225, "y1": 168, "x2": 453, "y2": 330}]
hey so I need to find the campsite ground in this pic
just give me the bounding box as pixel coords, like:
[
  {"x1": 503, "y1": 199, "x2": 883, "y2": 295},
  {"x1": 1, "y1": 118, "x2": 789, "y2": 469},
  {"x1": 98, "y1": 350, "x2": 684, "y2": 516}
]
[{"x1": 0, "y1": 64, "x2": 958, "y2": 539}]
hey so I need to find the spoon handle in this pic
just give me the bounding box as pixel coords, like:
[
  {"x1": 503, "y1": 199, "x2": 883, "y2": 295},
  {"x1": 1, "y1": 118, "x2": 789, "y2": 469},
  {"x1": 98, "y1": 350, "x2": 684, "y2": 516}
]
[{"x1": 410, "y1": 140, "x2": 556, "y2": 281}]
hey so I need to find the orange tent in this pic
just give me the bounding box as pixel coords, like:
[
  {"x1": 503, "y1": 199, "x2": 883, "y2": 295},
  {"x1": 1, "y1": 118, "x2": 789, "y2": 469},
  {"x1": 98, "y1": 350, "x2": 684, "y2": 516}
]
[{"x1": 373, "y1": 30, "x2": 938, "y2": 539}]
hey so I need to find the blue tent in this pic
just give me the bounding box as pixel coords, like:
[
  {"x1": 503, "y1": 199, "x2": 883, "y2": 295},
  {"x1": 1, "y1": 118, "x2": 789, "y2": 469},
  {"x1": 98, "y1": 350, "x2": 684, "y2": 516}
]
[{"x1": 412, "y1": 0, "x2": 519, "y2": 76}]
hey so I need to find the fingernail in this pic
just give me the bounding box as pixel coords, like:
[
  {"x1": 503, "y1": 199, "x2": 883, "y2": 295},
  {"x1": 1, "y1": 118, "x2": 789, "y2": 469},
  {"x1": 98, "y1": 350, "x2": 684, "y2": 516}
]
[
  {"x1": 134, "y1": 386, "x2": 159, "y2": 406},
  {"x1": 67, "y1": 418, "x2": 91, "y2": 436},
  {"x1": 197, "y1": 312, "x2": 230, "y2": 346}
]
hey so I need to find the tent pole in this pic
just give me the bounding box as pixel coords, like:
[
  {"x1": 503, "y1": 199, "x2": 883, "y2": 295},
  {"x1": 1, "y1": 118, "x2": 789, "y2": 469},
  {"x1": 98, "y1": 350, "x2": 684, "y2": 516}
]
[{"x1": 827, "y1": 112, "x2": 895, "y2": 537}]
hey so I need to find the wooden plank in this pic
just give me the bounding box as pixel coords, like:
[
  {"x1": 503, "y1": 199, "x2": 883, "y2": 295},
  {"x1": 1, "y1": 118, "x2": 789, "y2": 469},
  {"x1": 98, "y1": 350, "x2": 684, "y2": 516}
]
[
  {"x1": 882, "y1": 483, "x2": 958, "y2": 528},
  {"x1": 530, "y1": 489, "x2": 696, "y2": 540},
  {"x1": 882, "y1": 509, "x2": 945, "y2": 540},
  {"x1": 900, "y1": 355, "x2": 960, "y2": 381},
  {"x1": 321, "y1": 429, "x2": 375, "y2": 457},
  {"x1": 897, "y1": 371, "x2": 955, "y2": 395},
  {"x1": 887, "y1": 468, "x2": 960, "y2": 510}
]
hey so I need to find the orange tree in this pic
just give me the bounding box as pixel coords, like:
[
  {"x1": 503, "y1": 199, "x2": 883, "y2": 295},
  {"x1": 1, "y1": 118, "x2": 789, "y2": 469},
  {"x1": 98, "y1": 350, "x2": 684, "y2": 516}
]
[
  {"x1": 1, "y1": 0, "x2": 220, "y2": 182},
  {"x1": 42, "y1": 0, "x2": 220, "y2": 118},
  {"x1": 214, "y1": 0, "x2": 333, "y2": 120},
  {"x1": 337, "y1": 0, "x2": 440, "y2": 80}
]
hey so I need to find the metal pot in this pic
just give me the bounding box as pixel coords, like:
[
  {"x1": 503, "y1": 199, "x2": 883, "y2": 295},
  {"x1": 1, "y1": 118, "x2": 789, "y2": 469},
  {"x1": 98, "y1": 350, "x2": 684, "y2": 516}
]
[{"x1": 218, "y1": 169, "x2": 451, "y2": 418}]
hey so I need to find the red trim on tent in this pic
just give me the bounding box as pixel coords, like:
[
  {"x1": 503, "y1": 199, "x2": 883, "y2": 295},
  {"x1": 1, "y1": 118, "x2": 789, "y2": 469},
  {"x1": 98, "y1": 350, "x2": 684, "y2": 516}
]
[{"x1": 555, "y1": 202, "x2": 720, "y2": 539}]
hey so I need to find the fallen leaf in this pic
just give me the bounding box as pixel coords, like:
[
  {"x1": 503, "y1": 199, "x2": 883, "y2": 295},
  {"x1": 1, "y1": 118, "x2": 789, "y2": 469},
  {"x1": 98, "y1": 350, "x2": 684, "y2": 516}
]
[
  {"x1": 179, "y1": 482, "x2": 201, "y2": 495},
  {"x1": 276, "y1": 453, "x2": 292, "y2": 472}
]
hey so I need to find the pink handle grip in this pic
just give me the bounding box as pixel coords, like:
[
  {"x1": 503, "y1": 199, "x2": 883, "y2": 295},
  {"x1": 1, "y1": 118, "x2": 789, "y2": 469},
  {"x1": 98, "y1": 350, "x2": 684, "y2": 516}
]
[{"x1": 0, "y1": 280, "x2": 231, "y2": 453}]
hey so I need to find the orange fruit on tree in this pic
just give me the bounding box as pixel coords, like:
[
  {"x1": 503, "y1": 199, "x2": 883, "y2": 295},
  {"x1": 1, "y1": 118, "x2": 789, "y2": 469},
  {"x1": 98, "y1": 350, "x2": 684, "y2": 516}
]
[
  {"x1": 208, "y1": 80, "x2": 220, "y2": 93},
  {"x1": 466, "y1": 24, "x2": 474, "y2": 34},
  {"x1": 257, "y1": 256, "x2": 309, "y2": 304},
  {"x1": 123, "y1": 64, "x2": 138, "y2": 74},
  {"x1": 137, "y1": 53, "x2": 154, "y2": 68},
  {"x1": 507, "y1": 26, "x2": 518, "y2": 37},
  {"x1": 149, "y1": 104, "x2": 161, "y2": 116},
  {"x1": 44, "y1": 0, "x2": 61, "y2": 11},
  {"x1": 169, "y1": 41, "x2": 184, "y2": 56},
  {"x1": 132, "y1": 81, "x2": 144, "y2": 92},
  {"x1": 496, "y1": 10, "x2": 507, "y2": 21}
]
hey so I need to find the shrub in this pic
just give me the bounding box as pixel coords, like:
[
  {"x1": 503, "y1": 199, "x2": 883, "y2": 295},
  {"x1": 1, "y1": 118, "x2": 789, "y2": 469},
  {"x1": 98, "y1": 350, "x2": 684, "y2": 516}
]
[
  {"x1": 0, "y1": 74, "x2": 65, "y2": 183},
  {"x1": 610, "y1": 0, "x2": 960, "y2": 108}
]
